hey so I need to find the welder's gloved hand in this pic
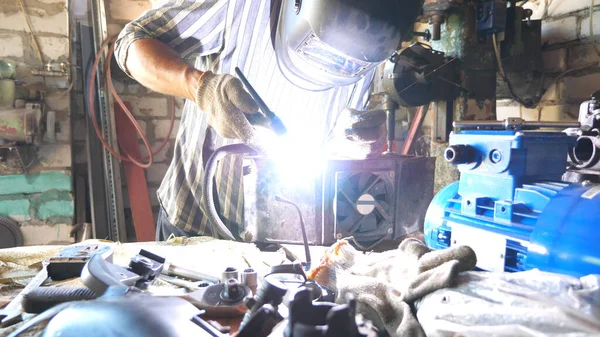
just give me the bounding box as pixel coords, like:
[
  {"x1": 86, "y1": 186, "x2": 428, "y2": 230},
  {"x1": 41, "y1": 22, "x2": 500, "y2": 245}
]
[
  {"x1": 195, "y1": 71, "x2": 269, "y2": 145},
  {"x1": 307, "y1": 239, "x2": 477, "y2": 337},
  {"x1": 325, "y1": 108, "x2": 387, "y2": 159}
]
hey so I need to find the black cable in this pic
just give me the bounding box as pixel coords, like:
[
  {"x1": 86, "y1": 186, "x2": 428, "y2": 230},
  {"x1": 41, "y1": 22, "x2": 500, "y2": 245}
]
[{"x1": 274, "y1": 195, "x2": 311, "y2": 266}]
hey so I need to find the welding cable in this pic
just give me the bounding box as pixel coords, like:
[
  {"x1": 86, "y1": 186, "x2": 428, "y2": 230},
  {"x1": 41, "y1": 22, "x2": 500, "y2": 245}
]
[
  {"x1": 88, "y1": 36, "x2": 175, "y2": 168},
  {"x1": 274, "y1": 195, "x2": 311, "y2": 266},
  {"x1": 203, "y1": 144, "x2": 258, "y2": 241}
]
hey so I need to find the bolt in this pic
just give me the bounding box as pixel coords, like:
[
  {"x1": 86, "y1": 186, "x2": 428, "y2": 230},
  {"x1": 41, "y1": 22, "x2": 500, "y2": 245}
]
[
  {"x1": 452, "y1": 240, "x2": 457, "y2": 245},
  {"x1": 490, "y1": 150, "x2": 502, "y2": 164},
  {"x1": 223, "y1": 278, "x2": 240, "y2": 300},
  {"x1": 500, "y1": 253, "x2": 505, "y2": 259},
  {"x1": 387, "y1": 228, "x2": 393, "y2": 235},
  {"x1": 336, "y1": 233, "x2": 343, "y2": 239}
]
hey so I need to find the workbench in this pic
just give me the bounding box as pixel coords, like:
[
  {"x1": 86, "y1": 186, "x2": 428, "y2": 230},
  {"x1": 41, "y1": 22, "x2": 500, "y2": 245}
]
[{"x1": 0, "y1": 237, "x2": 329, "y2": 337}]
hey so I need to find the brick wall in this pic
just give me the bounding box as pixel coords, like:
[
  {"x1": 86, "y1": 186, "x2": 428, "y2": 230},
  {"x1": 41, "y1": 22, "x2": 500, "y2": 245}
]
[
  {"x1": 498, "y1": 0, "x2": 600, "y2": 120},
  {"x1": 0, "y1": 0, "x2": 73, "y2": 245}
]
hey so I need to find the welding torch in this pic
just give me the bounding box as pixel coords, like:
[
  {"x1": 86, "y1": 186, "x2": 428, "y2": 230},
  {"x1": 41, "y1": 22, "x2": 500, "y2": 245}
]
[{"x1": 235, "y1": 67, "x2": 287, "y2": 136}]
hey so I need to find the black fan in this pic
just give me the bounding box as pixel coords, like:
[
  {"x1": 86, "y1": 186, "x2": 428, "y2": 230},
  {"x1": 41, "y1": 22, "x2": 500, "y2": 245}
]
[{"x1": 334, "y1": 172, "x2": 393, "y2": 238}]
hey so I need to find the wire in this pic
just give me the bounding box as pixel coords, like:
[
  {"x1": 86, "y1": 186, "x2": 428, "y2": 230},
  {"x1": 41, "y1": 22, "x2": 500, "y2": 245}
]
[
  {"x1": 88, "y1": 36, "x2": 176, "y2": 168},
  {"x1": 17, "y1": 0, "x2": 44, "y2": 65},
  {"x1": 493, "y1": 33, "x2": 537, "y2": 108},
  {"x1": 274, "y1": 195, "x2": 311, "y2": 266}
]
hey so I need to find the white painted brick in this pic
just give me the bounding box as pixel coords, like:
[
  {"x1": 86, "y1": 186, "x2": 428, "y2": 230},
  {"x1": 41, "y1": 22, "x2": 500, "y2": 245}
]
[
  {"x1": 540, "y1": 79, "x2": 564, "y2": 103},
  {"x1": 109, "y1": 0, "x2": 153, "y2": 21},
  {"x1": 0, "y1": 11, "x2": 68, "y2": 36},
  {"x1": 128, "y1": 83, "x2": 144, "y2": 94},
  {"x1": 567, "y1": 44, "x2": 600, "y2": 69},
  {"x1": 21, "y1": 224, "x2": 74, "y2": 245},
  {"x1": 175, "y1": 98, "x2": 185, "y2": 117},
  {"x1": 135, "y1": 119, "x2": 148, "y2": 135},
  {"x1": 564, "y1": 72, "x2": 600, "y2": 100},
  {"x1": 38, "y1": 0, "x2": 65, "y2": 3},
  {"x1": 548, "y1": 0, "x2": 592, "y2": 17},
  {"x1": 496, "y1": 99, "x2": 517, "y2": 107},
  {"x1": 145, "y1": 163, "x2": 169, "y2": 183},
  {"x1": 542, "y1": 48, "x2": 566, "y2": 72},
  {"x1": 38, "y1": 36, "x2": 69, "y2": 61},
  {"x1": 542, "y1": 17, "x2": 578, "y2": 45},
  {"x1": 139, "y1": 141, "x2": 171, "y2": 163},
  {"x1": 523, "y1": 0, "x2": 547, "y2": 20},
  {"x1": 120, "y1": 96, "x2": 168, "y2": 117},
  {"x1": 540, "y1": 105, "x2": 574, "y2": 121},
  {"x1": 153, "y1": 119, "x2": 179, "y2": 139},
  {"x1": 496, "y1": 105, "x2": 521, "y2": 120},
  {"x1": 581, "y1": 10, "x2": 600, "y2": 39},
  {"x1": 0, "y1": 34, "x2": 24, "y2": 58},
  {"x1": 38, "y1": 144, "x2": 72, "y2": 168},
  {"x1": 496, "y1": 105, "x2": 540, "y2": 121},
  {"x1": 521, "y1": 107, "x2": 540, "y2": 121},
  {"x1": 112, "y1": 80, "x2": 126, "y2": 94}
]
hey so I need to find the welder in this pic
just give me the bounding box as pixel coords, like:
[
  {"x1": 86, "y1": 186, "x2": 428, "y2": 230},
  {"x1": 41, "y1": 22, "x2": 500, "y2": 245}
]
[{"x1": 114, "y1": 0, "x2": 423, "y2": 240}]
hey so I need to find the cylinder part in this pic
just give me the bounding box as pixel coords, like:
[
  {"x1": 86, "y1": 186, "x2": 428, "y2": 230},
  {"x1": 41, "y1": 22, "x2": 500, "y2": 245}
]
[
  {"x1": 572, "y1": 136, "x2": 600, "y2": 170},
  {"x1": 444, "y1": 145, "x2": 474, "y2": 164},
  {"x1": 222, "y1": 267, "x2": 239, "y2": 283},
  {"x1": 241, "y1": 268, "x2": 258, "y2": 295}
]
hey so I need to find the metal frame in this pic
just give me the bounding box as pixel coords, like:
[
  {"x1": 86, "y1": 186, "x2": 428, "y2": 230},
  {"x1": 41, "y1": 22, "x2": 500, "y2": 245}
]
[{"x1": 87, "y1": 0, "x2": 126, "y2": 241}]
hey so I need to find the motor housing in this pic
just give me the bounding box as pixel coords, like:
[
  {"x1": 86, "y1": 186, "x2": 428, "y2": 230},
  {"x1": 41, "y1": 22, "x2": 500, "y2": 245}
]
[{"x1": 425, "y1": 127, "x2": 600, "y2": 277}]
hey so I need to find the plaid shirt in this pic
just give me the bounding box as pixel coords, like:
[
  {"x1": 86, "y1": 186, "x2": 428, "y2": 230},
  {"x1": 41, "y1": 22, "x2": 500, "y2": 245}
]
[{"x1": 115, "y1": 0, "x2": 373, "y2": 237}]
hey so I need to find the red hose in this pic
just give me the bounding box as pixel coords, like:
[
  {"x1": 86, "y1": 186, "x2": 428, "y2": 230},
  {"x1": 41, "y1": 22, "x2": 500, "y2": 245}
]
[{"x1": 88, "y1": 36, "x2": 176, "y2": 168}]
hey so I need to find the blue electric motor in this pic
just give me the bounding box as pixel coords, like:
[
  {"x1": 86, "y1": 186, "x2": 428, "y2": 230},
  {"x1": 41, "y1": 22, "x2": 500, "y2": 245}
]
[{"x1": 424, "y1": 118, "x2": 600, "y2": 277}]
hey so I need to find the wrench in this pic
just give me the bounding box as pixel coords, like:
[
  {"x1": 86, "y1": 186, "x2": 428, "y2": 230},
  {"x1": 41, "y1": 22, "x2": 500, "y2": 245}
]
[{"x1": 0, "y1": 261, "x2": 49, "y2": 327}]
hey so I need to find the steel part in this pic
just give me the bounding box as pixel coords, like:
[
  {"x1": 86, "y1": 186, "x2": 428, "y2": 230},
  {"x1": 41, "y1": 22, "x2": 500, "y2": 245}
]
[
  {"x1": 385, "y1": 108, "x2": 396, "y2": 154},
  {"x1": 159, "y1": 274, "x2": 212, "y2": 290},
  {"x1": 0, "y1": 261, "x2": 49, "y2": 327},
  {"x1": 162, "y1": 262, "x2": 220, "y2": 284},
  {"x1": 91, "y1": 0, "x2": 127, "y2": 242},
  {"x1": 453, "y1": 118, "x2": 580, "y2": 130},
  {"x1": 22, "y1": 287, "x2": 98, "y2": 314},
  {"x1": 222, "y1": 278, "x2": 241, "y2": 300},
  {"x1": 285, "y1": 288, "x2": 377, "y2": 337},
  {"x1": 432, "y1": 100, "x2": 453, "y2": 143},
  {"x1": 382, "y1": 43, "x2": 461, "y2": 107},
  {"x1": 241, "y1": 276, "x2": 289, "y2": 328},
  {"x1": 234, "y1": 67, "x2": 287, "y2": 136},
  {"x1": 424, "y1": 128, "x2": 600, "y2": 277},
  {"x1": 571, "y1": 136, "x2": 600, "y2": 170},
  {"x1": 495, "y1": 5, "x2": 543, "y2": 107},
  {"x1": 0, "y1": 216, "x2": 24, "y2": 248},
  {"x1": 221, "y1": 267, "x2": 239, "y2": 283},
  {"x1": 0, "y1": 104, "x2": 43, "y2": 144},
  {"x1": 47, "y1": 243, "x2": 113, "y2": 281},
  {"x1": 444, "y1": 145, "x2": 474, "y2": 164},
  {"x1": 241, "y1": 269, "x2": 258, "y2": 295},
  {"x1": 181, "y1": 281, "x2": 251, "y2": 317},
  {"x1": 80, "y1": 23, "x2": 111, "y2": 242},
  {"x1": 244, "y1": 155, "x2": 435, "y2": 249},
  {"x1": 30, "y1": 70, "x2": 68, "y2": 77},
  {"x1": 400, "y1": 103, "x2": 431, "y2": 155},
  {"x1": 81, "y1": 250, "x2": 164, "y2": 295},
  {"x1": 114, "y1": 102, "x2": 156, "y2": 241}
]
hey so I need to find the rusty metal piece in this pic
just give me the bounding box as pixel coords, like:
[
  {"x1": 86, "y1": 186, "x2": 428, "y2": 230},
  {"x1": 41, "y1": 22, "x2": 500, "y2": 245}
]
[
  {"x1": 401, "y1": 104, "x2": 431, "y2": 155},
  {"x1": 423, "y1": 0, "x2": 464, "y2": 40},
  {"x1": 0, "y1": 104, "x2": 42, "y2": 144}
]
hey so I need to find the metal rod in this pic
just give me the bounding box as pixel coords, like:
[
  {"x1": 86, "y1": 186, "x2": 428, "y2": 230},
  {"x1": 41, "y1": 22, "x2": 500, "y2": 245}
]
[
  {"x1": 453, "y1": 119, "x2": 580, "y2": 130},
  {"x1": 401, "y1": 103, "x2": 431, "y2": 155},
  {"x1": 386, "y1": 109, "x2": 395, "y2": 153}
]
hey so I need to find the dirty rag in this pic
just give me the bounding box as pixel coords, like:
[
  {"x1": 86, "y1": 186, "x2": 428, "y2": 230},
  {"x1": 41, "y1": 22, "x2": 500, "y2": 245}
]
[{"x1": 308, "y1": 239, "x2": 477, "y2": 337}]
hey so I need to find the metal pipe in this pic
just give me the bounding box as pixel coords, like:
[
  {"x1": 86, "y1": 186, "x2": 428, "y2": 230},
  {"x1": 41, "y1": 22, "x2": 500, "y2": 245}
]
[
  {"x1": 162, "y1": 262, "x2": 220, "y2": 284},
  {"x1": 572, "y1": 136, "x2": 600, "y2": 170},
  {"x1": 453, "y1": 119, "x2": 580, "y2": 130}
]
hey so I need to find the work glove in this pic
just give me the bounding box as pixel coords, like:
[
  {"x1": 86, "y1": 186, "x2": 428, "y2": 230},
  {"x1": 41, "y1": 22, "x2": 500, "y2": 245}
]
[
  {"x1": 325, "y1": 108, "x2": 387, "y2": 159},
  {"x1": 307, "y1": 239, "x2": 477, "y2": 337},
  {"x1": 195, "y1": 71, "x2": 266, "y2": 143}
]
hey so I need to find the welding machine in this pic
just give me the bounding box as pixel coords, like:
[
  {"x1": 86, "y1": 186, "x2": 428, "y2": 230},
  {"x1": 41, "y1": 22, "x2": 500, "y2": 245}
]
[{"x1": 424, "y1": 118, "x2": 600, "y2": 277}]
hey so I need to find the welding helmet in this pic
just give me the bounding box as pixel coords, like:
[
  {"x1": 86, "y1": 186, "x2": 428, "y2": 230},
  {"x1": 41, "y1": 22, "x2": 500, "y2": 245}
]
[{"x1": 275, "y1": 0, "x2": 423, "y2": 91}]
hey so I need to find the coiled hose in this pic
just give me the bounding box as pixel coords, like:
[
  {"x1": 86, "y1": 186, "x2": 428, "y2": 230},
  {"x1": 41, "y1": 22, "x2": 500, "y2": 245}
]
[{"x1": 203, "y1": 144, "x2": 258, "y2": 241}]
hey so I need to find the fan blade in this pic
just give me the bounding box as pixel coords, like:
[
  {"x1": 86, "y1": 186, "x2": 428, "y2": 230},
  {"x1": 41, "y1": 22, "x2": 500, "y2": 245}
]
[
  {"x1": 370, "y1": 180, "x2": 388, "y2": 199},
  {"x1": 338, "y1": 212, "x2": 361, "y2": 231},
  {"x1": 358, "y1": 173, "x2": 376, "y2": 192},
  {"x1": 357, "y1": 213, "x2": 378, "y2": 233}
]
